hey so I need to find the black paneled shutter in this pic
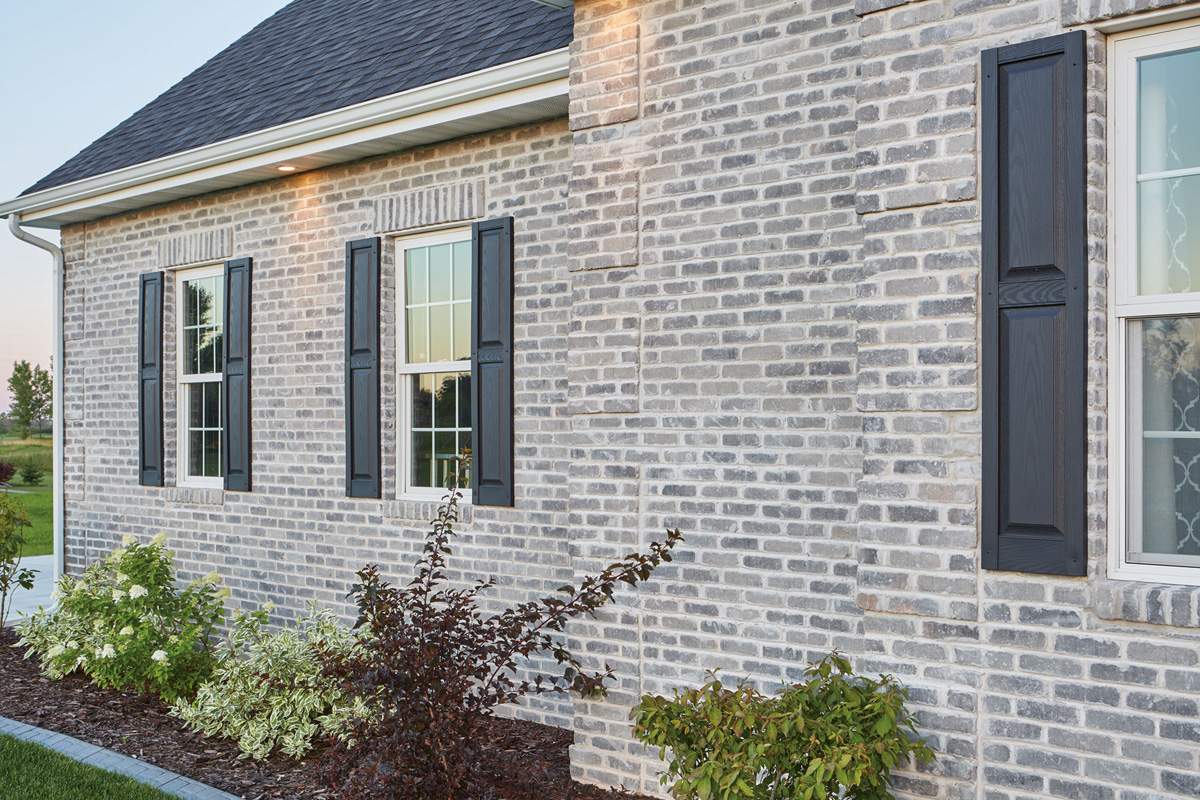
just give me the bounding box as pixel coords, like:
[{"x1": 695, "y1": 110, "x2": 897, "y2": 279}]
[
  {"x1": 138, "y1": 272, "x2": 165, "y2": 487},
  {"x1": 981, "y1": 32, "x2": 1087, "y2": 576},
  {"x1": 471, "y1": 217, "x2": 515, "y2": 507},
  {"x1": 223, "y1": 257, "x2": 253, "y2": 492},
  {"x1": 345, "y1": 238, "x2": 381, "y2": 498}
]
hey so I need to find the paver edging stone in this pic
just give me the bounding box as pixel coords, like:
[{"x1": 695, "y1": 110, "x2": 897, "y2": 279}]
[{"x1": 0, "y1": 715, "x2": 240, "y2": 800}]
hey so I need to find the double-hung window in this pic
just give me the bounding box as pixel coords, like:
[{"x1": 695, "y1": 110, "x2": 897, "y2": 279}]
[
  {"x1": 1113, "y1": 22, "x2": 1200, "y2": 582},
  {"x1": 396, "y1": 230, "x2": 472, "y2": 499},
  {"x1": 176, "y1": 266, "x2": 224, "y2": 488}
]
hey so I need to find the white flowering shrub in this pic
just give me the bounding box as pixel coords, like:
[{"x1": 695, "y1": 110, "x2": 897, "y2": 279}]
[
  {"x1": 17, "y1": 533, "x2": 225, "y2": 701},
  {"x1": 172, "y1": 603, "x2": 373, "y2": 760}
]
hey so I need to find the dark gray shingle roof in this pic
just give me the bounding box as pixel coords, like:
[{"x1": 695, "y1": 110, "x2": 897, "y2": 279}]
[{"x1": 25, "y1": 0, "x2": 572, "y2": 195}]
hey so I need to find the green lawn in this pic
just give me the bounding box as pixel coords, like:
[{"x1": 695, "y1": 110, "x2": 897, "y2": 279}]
[
  {"x1": 5, "y1": 485, "x2": 53, "y2": 557},
  {"x1": 0, "y1": 734, "x2": 173, "y2": 800},
  {"x1": 0, "y1": 436, "x2": 53, "y2": 557}
]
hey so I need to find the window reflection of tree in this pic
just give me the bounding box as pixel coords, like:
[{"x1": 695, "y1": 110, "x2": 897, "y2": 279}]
[{"x1": 187, "y1": 282, "x2": 223, "y2": 374}]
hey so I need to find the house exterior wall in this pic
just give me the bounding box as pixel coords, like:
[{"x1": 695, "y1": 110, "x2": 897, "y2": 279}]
[
  {"x1": 56, "y1": 0, "x2": 1200, "y2": 798},
  {"x1": 58, "y1": 118, "x2": 579, "y2": 728}
]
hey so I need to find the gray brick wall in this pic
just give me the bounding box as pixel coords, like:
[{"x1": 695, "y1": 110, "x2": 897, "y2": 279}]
[
  {"x1": 60, "y1": 119, "x2": 578, "y2": 729},
  {"x1": 56, "y1": 0, "x2": 1200, "y2": 796}
]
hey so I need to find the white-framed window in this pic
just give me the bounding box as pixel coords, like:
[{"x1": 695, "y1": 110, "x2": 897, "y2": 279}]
[
  {"x1": 1111, "y1": 21, "x2": 1200, "y2": 583},
  {"x1": 175, "y1": 265, "x2": 225, "y2": 489},
  {"x1": 395, "y1": 228, "x2": 472, "y2": 500}
]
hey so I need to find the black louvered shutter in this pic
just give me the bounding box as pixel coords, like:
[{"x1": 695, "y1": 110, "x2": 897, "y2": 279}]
[
  {"x1": 223, "y1": 257, "x2": 252, "y2": 492},
  {"x1": 345, "y1": 238, "x2": 381, "y2": 498},
  {"x1": 981, "y1": 32, "x2": 1087, "y2": 576},
  {"x1": 138, "y1": 272, "x2": 164, "y2": 487},
  {"x1": 471, "y1": 218, "x2": 515, "y2": 507}
]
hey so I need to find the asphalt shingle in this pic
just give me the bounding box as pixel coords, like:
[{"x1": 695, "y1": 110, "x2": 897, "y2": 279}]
[{"x1": 24, "y1": 0, "x2": 573, "y2": 195}]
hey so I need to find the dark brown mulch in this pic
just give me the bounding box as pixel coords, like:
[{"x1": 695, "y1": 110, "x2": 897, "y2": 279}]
[{"x1": 0, "y1": 629, "x2": 651, "y2": 799}]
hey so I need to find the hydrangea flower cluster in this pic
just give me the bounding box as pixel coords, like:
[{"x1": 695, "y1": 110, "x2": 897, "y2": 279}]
[{"x1": 17, "y1": 532, "x2": 226, "y2": 702}]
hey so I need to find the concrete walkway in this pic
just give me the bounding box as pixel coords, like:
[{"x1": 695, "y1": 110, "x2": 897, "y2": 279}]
[
  {"x1": 0, "y1": 716, "x2": 239, "y2": 799},
  {"x1": 4, "y1": 554, "x2": 55, "y2": 625}
]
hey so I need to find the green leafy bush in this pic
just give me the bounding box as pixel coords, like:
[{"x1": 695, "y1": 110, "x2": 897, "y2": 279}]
[
  {"x1": 172, "y1": 603, "x2": 374, "y2": 760},
  {"x1": 0, "y1": 494, "x2": 37, "y2": 627},
  {"x1": 18, "y1": 461, "x2": 45, "y2": 486},
  {"x1": 17, "y1": 533, "x2": 225, "y2": 701},
  {"x1": 632, "y1": 653, "x2": 933, "y2": 800}
]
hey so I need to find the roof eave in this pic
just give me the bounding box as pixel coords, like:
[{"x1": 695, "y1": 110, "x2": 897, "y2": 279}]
[{"x1": 0, "y1": 47, "x2": 569, "y2": 229}]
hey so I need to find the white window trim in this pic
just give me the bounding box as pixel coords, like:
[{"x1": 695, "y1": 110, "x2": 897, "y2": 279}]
[
  {"x1": 174, "y1": 264, "x2": 225, "y2": 490},
  {"x1": 1108, "y1": 20, "x2": 1200, "y2": 585},
  {"x1": 394, "y1": 227, "x2": 473, "y2": 503}
]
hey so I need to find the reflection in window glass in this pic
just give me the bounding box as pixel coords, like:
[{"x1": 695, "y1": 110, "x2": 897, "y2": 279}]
[
  {"x1": 402, "y1": 237, "x2": 473, "y2": 495},
  {"x1": 409, "y1": 372, "x2": 471, "y2": 490},
  {"x1": 404, "y1": 241, "x2": 471, "y2": 365},
  {"x1": 180, "y1": 272, "x2": 225, "y2": 482}
]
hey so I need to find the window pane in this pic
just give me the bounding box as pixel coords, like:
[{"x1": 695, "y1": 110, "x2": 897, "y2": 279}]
[
  {"x1": 205, "y1": 382, "x2": 221, "y2": 429},
  {"x1": 1132, "y1": 316, "x2": 1200, "y2": 561},
  {"x1": 429, "y1": 305, "x2": 452, "y2": 362},
  {"x1": 458, "y1": 430, "x2": 472, "y2": 481},
  {"x1": 453, "y1": 241, "x2": 471, "y2": 301},
  {"x1": 212, "y1": 331, "x2": 224, "y2": 373},
  {"x1": 412, "y1": 374, "x2": 433, "y2": 429},
  {"x1": 189, "y1": 430, "x2": 204, "y2": 477},
  {"x1": 453, "y1": 303, "x2": 471, "y2": 361},
  {"x1": 434, "y1": 373, "x2": 457, "y2": 429},
  {"x1": 429, "y1": 243, "x2": 453, "y2": 303},
  {"x1": 434, "y1": 431, "x2": 458, "y2": 489},
  {"x1": 198, "y1": 329, "x2": 218, "y2": 374},
  {"x1": 204, "y1": 430, "x2": 221, "y2": 478},
  {"x1": 196, "y1": 280, "x2": 215, "y2": 327},
  {"x1": 1138, "y1": 174, "x2": 1200, "y2": 294},
  {"x1": 458, "y1": 372, "x2": 471, "y2": 428},
  {"x1": 185, "y1": 282, "x2": 199, "y2": 327},
  {"x1": 1139, "y1": 47, "x2": 1200, "y2": 174},
  {"x1": 212, "y1": 277, "x2": 224, "y2": 329},
  {"x1": 406, "y1": 248, "x2": 428, "y2": 305},
  {"x1": 189, "y1": 384, "x2": 204, "y2": 428},
  {"x1": 411, "y1": 431, "x2": 432, "y2": 488},
  {"x1": 407, "y1": 307, "x2": 428, "y2": 363},
  {"x1": 184, "y1": 329, "x2": 200, "y2": 375}
]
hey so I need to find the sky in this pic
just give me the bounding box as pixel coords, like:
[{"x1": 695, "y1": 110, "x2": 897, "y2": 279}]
[{"x1": 0, "y1": 0, "x2": 290, "y2": 412}]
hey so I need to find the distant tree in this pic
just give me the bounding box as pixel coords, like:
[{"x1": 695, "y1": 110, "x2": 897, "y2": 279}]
[{"x1": 7, "y1": 361, "x2": 52, "y2": 439}]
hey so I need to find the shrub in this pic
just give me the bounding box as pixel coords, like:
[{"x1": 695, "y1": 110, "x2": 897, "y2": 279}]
[
  {"x1": 0, "y1": 495, "x2": 37, "y2": 627},
  {"x1": 633, "y1": 653, "x2": 934, "y2": 800},
  {"x1": 0, "y1": 461, "x2": 15, "y2": 484},
  {"x1": 18, "y1": 461, "x2": 45, "y2": 486},
  {"x1": 17, "y1": 533, "x2": 225, "y2": 701},
  {"x1": 320, "y1": 478, "x2": 684, "y2": 799},
  {"x1": 172, "y1": 603, "x2": 374, "y2": 760}
]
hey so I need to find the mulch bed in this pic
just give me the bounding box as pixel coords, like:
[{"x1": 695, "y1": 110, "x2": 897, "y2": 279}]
[{"x1": 0, "y1": 629, "x2": 651, "y2": 799}]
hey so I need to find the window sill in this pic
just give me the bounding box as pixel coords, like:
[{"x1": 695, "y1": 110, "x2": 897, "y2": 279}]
[
  {"x1": 383, "y1": 497, "x2": 473, "y2": 525},
  {"x1": 164, "y1": 486, "x2": 225, "y2": 506},
  {"x1": 1093, "y1": 579, "x2": 1200, "y2": 628}
]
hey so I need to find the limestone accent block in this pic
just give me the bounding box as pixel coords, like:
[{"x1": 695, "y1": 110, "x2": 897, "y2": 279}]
[
  {"x1": 158, "y1": 227, "x2": 233, "y2": 268},
  {"x1": 567, "y1": 267, "x2": 642, "y2": 414},
  {"x1": 569, "y1": 0, "x2": 640, "y2": 131},
  {"x1": 374, "y1": 180, "x2": 485, "y2": 233},
  {"x1": 568, "y1": 128, "x2": 641, "y2": 272}
]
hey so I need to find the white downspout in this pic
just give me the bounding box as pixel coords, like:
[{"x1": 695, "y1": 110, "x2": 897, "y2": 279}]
[{"x1": 7, "y1": 214, "x2": 65, "y2": 584}]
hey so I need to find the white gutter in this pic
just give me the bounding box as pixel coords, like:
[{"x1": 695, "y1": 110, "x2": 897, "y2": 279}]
[
  {"x1": 7, "y1": 214, "x2": 65, "y2": 585},
  {"x1": 0, "y1": 48, "x2": 569, "y2": 228}
]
